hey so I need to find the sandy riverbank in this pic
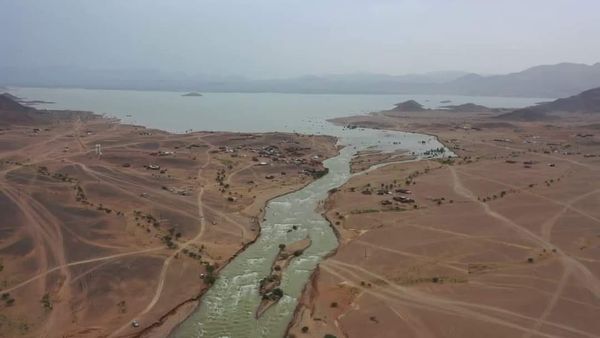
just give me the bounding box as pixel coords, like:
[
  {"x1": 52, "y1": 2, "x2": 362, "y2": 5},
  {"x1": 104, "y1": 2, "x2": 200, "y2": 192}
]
[
  {"x1": 287, "y1": 106, "x2": 600, "y2": 338},
  {"x1": 0, "y1": 95, "x2": 338, "y2": 337}
]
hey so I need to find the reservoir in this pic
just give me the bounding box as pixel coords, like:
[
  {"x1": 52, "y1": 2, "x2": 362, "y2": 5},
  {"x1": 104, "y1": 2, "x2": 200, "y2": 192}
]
[{"x1": 7, "y1": 87, "x2": 544, "y2": 134}]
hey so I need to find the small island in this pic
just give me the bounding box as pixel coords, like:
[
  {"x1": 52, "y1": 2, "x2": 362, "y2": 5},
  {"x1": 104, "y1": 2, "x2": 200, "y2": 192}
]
[
  {"x1": 255, "y1": 238, "x2": 312, "y2": 318},
  {"x1": 182, "y1": 92, "x2": 203, "y2": 97}
]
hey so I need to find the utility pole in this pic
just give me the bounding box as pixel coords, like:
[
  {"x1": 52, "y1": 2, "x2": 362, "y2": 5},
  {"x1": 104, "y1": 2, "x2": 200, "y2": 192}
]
[{"x1": 95, "y1": 144, "x2": 102, "y2": 156}]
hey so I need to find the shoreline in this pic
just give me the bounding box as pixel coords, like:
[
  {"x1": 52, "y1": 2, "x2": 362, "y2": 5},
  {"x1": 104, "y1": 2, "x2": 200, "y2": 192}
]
[
  {"x1": 287, "y1": 106, "x2": 600, "y2": 337},
  {"x1": 152, "y1": 150, "x2": 342, "y2": 337},
  {"x1": 282, "y1": 128, "x2": 442, "y2": 338},
  {"x1": 150, "y1": 118, "x2": 449, "y2": 337},
  {"x1": 0, "y1": 94, "x2": 342, "y2": 338},
  {"x1": 5, "y1": 91, "x2": 600, "y2": 337}
]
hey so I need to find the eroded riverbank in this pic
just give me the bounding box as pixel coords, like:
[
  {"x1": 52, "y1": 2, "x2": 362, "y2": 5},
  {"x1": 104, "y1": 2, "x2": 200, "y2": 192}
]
[
  {"x1": 0, "y1": 93, "x2": 340, "y2": 338},
  {"x1": 171, "y1": 127, "x2": 450, "y2": 338}
]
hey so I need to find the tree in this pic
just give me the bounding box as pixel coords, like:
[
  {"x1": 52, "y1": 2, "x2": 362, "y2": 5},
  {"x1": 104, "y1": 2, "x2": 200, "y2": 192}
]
[
  {"x1": 272, "y1": 288, "x2": 284, "y2": 299},
  {"x1": 205, "y1": 275, "x2": 217, "y2": 285},
  {"x1": 41, "y1": 293, "x2": 52, "y2": 310}
]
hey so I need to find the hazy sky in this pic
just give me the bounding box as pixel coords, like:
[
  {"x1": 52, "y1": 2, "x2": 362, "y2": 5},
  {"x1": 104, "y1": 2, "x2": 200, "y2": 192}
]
[{"x1": 2, "y1": 0, "x2": 600, "y2": 78}]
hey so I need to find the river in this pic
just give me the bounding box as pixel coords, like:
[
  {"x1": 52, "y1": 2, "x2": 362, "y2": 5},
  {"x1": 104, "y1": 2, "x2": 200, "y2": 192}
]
[
  {"x1": 171, "y1": 127, "x2": 450, "y2": 338},
  {"x1": 7, "y1": 87, "x2": 529, "y2": 337}
]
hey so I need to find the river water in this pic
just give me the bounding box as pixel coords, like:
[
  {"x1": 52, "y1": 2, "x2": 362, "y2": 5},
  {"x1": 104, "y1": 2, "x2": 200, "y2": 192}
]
[
  {"x1": 171, "y1": 127, "x2": 446, "y2": 338},
  {"x1": 7, "y1": 87, "x2": 534, "y2": 337}
]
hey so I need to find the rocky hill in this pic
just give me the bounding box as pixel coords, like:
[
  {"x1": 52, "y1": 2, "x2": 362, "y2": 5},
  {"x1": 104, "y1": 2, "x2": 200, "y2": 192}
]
[
  {"x1": 387, "y1": 100, "x2": 426, "y2": 112},
  {"x1": 496, "y1": 87, "x2": 600, "y2": 121},
  {"x1": 533, "y1": 87, "x2": 600, "y2": 113},
  {"x1": 445, "y1": 63, "x2": 600, "y2": 98},
  {"x1": 440, "y1": 103, "x2": 494, "y2": 112},
  {"x1": 0, "y1": 93, "x2": 36, "y2": 125}
]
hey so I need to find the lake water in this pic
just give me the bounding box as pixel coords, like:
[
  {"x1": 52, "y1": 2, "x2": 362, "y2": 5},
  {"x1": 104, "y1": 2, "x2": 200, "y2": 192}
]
[{"x1": 8, "y1": 87, "x2": 544, "y2": 134}]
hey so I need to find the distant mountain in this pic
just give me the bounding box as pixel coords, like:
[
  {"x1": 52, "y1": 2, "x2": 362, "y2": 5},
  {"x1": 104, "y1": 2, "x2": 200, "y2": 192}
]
[
  {"x1": 0, "y1": 67, "x2": 468, "y2": 94},
  {"x1": 316, "y1": 71, "x2": 470, "y2": 84},
  {"x1": 496, "y1": 87, "x2": 600, "y2": 121},
  {"x1": 223, "y1": 72, "x2": 469, "y2": 94},
  {"x1": 254, "y1": 63, "x2": 600, "y2": 97},
  {"x1": 2, "y1": 63, "x2": 600, "y2": 98},
  {"x1": 444, "y1": 63, "x2": 600, "y2": 98}
]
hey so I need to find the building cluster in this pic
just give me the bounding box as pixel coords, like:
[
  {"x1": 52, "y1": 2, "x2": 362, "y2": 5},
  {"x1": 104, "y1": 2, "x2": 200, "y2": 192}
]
[
  {"x1": 213, "y1": 143, "x2": 325, "y2": 175},
  {"x1": 380, "y1": 188, "x2": 415, "y2": 205}
]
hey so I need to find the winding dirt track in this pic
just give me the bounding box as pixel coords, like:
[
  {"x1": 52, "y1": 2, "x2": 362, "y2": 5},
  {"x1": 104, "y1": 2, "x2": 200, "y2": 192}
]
[
  {"x1": 354, "y1": 239, "x2": 468, "y2": 273},
  {"x1": 0, "y1": 182, "x2": 74, "y2": 334},
  {"x1": 1, "y1": 247, "x2": 164, "y2": 294},
  {"x1": 449, "y1": 166, "x2": 600, "y2": 299},
  {"x1": 448, "y1": 166, "x2": 600, "y2": 337},
  {"x1": 1, "y1": 112, "x2": 340, "y2": 337},
  {"x1": 0, "y1": 120, "x2": 215, "y2": 336},
  {"x1": 321, "y1": 262, "x2": 595, "y2": 338},
  {"x1": 524, "y1": 262, "x2": 573, "y2": 338},
  {"x1": 323, "y1": 259, "x2": 598, "y2": 338},
  {"x1": 109, "y1": 143, "x2": 215, "y2": 337}
]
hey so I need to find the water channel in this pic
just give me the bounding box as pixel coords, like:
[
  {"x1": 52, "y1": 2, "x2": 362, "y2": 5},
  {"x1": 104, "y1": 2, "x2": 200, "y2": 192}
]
[{"x1": 172, "y1": 128, "x2": 450, "y2": 338}]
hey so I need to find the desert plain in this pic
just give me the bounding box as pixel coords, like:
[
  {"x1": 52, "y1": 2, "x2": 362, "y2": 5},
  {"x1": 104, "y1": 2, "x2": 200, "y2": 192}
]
[
  {"x1": 2, "y1": 92, "x2": 600, "y2": 338},
  {"x1": 287, "y1": 107, "x2": 600, "y2": 338},
  {"x1": 0, "y1": 95, "x2": 337, "y2": 337}
]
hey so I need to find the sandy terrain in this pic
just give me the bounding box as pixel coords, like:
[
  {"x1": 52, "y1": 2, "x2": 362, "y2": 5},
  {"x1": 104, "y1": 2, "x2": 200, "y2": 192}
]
[
  {"x1": 288, "y1": 109, "x2": 600, "y2": 338},
  {"x1": 0, "y1": 103, "x2": 337, "y2": 337}
]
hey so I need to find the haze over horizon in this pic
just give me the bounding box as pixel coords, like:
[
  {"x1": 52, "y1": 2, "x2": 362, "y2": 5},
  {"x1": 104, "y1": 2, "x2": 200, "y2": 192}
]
[{"x1": 2, "y1": 0, "x2": 600, "y2": 80}]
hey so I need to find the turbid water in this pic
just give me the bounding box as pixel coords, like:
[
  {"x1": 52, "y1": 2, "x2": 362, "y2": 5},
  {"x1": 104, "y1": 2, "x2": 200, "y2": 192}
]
[
  {"x1": 171, "y1": 128, "x2": 450, "y2": 338},
  {"x1": 9, "y1": 87, "x2": 522, "y2": 337}
]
